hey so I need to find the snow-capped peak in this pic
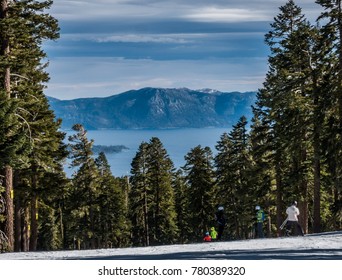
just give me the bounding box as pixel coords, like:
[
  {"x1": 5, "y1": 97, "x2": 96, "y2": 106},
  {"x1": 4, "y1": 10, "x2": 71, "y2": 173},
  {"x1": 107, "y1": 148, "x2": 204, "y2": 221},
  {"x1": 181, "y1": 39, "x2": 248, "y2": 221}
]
[{"x1": 196, "y1": 88, "x2": 221, "y2": 94}]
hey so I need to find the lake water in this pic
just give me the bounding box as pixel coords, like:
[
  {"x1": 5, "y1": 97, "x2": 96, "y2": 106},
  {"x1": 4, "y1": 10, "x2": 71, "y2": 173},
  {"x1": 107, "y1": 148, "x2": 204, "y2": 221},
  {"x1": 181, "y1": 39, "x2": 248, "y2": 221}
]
[{"x1": 65, "y1": 128, "x2": 230, "y2": 177}]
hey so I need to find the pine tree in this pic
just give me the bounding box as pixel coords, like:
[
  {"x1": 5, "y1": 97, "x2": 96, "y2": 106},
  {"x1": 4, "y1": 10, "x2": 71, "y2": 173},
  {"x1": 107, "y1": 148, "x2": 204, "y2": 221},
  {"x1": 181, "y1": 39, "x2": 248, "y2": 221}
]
[
  {"x1": 95, "y1": 152, "x2": 130, "y2": 248},
  {"x1": 18, "y1": 93, "x2": 67, "y2": 251},
  {"x1": 129, "y1": 142, "x2": 150, "y2": 246},
  {"x1": 0, "y1": 0, "x2": 60, "y2": 251},
  {"x1": 183, "y1": 145, "x2": 216, "y2": 241},
  {"x1": 1, "y1": 0, "x2": 16, "y2": 251},
  {"x1": 67, "y1": 124, "x2": 100, "y2": 249},
  {"x1": 249, "y1": 0, "x2": 342, "y2": 234},
  {"x1": 260, "y1": 0, "x2": 321, "y2": 233},
  {"x1": 316, "y1": 0, "x2": 342, "y2": 230},
  {"x1": 172, "y1": 170, "x2": 191, "y2": 243},
  {"x1": 249, "y1": 110, "x2": 277, "y2": 237},
  {"x1": 249, "y1": 109, "x2": 274, "y2": 206},
  {"x1": 129, "y1": 138, "x2": 178, "y2": 246},
  {"x1": 146, "y1": 137, "x2": 178, "y2": 245},
  {"x1": 215, "y1": 117, "x2": 253, "y2": 239}
]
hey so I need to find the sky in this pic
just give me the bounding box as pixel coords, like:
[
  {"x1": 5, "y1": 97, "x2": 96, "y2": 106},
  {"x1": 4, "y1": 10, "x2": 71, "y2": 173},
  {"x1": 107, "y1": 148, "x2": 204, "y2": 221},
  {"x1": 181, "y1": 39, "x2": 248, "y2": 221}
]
[{"x1": 43, "y1": 0, "x2": 322, "y2": 100}]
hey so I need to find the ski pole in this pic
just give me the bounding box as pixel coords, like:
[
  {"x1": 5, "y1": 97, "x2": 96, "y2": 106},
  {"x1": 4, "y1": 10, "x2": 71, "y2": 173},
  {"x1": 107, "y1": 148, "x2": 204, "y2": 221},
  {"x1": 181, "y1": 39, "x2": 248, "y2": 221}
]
[{"x1": 279, "y1": 218, "x2": 288, "y2": 230}]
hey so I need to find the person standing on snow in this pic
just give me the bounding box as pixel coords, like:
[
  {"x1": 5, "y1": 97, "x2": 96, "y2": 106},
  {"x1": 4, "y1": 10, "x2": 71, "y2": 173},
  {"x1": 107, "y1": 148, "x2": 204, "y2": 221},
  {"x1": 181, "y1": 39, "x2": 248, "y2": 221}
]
[
  {"x1": 285, "y1": 201, "x2": 304, "y2": 236},
  {"x1": 203, "y1": 232, "x2": 212, "y2": 242},
  {"x1": 255, "y1": 205, "x2": 265, "y2": 238},
  {"x1": 210, "y1": 227, "x2": 218, "y2": 241},
  {"x1": 215, "y1": 206, "x2": 226, "y2": 241}
]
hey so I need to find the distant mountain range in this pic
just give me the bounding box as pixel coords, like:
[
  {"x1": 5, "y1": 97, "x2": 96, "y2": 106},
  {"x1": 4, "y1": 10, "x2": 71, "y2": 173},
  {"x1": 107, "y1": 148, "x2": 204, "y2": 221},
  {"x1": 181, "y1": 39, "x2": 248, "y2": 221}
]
[{"x1": 47, "y1": 87, "x2": 257, "y2": 130}]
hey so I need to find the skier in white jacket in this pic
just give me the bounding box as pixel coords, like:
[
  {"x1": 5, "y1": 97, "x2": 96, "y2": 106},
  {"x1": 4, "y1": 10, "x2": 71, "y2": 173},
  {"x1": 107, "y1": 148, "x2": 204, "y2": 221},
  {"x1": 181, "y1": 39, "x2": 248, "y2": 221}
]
[{"x1": 285, "y1": 201, "x2": 304, "y2": 236}]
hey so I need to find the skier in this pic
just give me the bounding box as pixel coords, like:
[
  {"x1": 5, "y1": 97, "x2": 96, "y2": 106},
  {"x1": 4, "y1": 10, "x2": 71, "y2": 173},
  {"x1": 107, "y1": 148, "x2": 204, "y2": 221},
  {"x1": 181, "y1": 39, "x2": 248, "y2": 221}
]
[
  {"x1": 210, "y1": 227, "x2": 218, "y2": 241},
  {"x1": 215, "y1": 206, "x2": 226, "y2": 241},
  {"x1": 255, "y1": 205, "x2": 265, "y2": 238},
  {"x1": 203, "y1": 232, "x2": 212, "y2": 242},
  {"x1": 285, "y1": 201, "x2": 304, "y2": 236}
]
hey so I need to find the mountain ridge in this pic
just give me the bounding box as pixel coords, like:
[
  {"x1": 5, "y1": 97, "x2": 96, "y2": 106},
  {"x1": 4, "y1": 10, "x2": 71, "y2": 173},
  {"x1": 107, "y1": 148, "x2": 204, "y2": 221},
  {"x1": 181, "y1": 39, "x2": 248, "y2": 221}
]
[{"x1": 48, "y1": 87, "x2": 257, "y2": 130}]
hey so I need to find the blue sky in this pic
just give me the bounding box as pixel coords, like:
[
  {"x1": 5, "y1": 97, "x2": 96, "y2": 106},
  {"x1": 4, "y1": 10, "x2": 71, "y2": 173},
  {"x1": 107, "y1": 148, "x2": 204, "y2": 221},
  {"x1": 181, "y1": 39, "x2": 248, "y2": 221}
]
[{"x1": 44, "y1": 0, "x2": 321, "y2": 100}]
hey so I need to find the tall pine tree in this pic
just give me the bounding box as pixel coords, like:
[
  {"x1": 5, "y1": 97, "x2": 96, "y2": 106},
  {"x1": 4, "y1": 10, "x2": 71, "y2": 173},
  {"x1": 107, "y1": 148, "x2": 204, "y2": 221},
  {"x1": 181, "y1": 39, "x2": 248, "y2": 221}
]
[
  {"x1": 0, "y1": 0, "x2": 59, "y2": 251},
  {"x1": 183, "y1": 145, "x2": 216, "y2": 241},
  {"x1": 129, "y1": 138, "x2": 178, "y2": 246},
  {"x1": 67, "y1": 124, "x2": 100, "y2": 249},
  {"x1": 215, "y1": 117, "x2": 253, "y2": 239},
  {"x1": 316, "y1": 0, "x2": 342, "y2": 230}
]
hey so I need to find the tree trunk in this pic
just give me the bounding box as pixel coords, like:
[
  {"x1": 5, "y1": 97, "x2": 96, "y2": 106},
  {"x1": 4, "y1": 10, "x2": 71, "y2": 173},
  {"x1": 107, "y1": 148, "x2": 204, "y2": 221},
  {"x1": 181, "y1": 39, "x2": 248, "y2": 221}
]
[
  {"x1": 22, "y1": 206, "x2": 30, "y2": 252},
  {"x1": 29, "y1": 166, "x2": 39, "y2": 251},
  {"x1": 300, "y1": 140, "x2": 309, "y2": 234},
  {"x1": 276, "y1": 162, "x2": 283, "y2": 237},
  {"x1": 143, "y1": 189, "x2": 149, "y2": 246},
  {"x1": 14, "y1": 171, "x2": 21, "y2": 252},
  {"x1": 310, "y1": 68, "x2": 322, "y2": 233},
  {"x1": 29, "y1": 194, "x2": 38, "y2": 251},
  {"x1": 59, "y1": 204, "x2": 64, "y2": 248},
  {"x1": 14, "y1": 198, "x2": 21, "y2": 252},
  {"x1": 313, "y1": 122, "x2": 321, "y2": 233},
  {"x1": 4, "y1": 166, "x2": 14, "y2": 251},
  {"x1": 335, "y1": 0, "x2": 342, "y2": 202},
  {"x1": 339, "y1": 0, "x2": 342, "y2": 138}
]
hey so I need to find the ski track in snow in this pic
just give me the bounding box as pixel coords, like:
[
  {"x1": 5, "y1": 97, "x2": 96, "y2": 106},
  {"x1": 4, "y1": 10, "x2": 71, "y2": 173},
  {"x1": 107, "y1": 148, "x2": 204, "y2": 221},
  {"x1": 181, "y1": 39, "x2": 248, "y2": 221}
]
[{"x1": 1, "y1": 231, "x2": 342, "y2": 260}]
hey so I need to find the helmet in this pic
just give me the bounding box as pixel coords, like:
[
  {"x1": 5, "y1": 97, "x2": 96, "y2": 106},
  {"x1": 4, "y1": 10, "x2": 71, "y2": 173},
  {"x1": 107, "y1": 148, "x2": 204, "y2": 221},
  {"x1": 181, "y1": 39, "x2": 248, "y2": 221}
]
[
  {"x1": 218, "y1": 206, "x2": 224, "y2": 211},
  {"x1": 255, "y1": 205, "x2": 260, "y2": 210},
  {"x1": 205, "y1": 232, "x2": 209, "y2": 235},
  {"x1": 292, "y1": 201, "x2": 297, "y2": 206}
]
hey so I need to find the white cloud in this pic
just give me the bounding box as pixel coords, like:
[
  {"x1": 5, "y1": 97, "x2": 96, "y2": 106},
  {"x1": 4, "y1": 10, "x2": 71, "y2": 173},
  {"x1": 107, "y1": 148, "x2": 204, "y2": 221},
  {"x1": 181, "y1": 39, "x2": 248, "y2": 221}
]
[
  {"x1": 95, "y1": 34, "x2": 191, "y2": 44},
  {"x1": 184, "y1": 7, "x2": 270, "y2": 22},
  {"x1": 51, "y1": 0, "x2": 321, "y2": 22},
  {"x1": 50, "y1": 0, "x2": 165, "y2": 21}
]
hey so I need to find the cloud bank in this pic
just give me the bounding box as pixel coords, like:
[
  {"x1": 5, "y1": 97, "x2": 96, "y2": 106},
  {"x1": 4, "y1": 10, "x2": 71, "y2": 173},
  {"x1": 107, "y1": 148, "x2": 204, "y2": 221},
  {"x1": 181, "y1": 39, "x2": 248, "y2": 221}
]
[{"x1": 44, "y1": 0, "x2": 322, "y2": 99}]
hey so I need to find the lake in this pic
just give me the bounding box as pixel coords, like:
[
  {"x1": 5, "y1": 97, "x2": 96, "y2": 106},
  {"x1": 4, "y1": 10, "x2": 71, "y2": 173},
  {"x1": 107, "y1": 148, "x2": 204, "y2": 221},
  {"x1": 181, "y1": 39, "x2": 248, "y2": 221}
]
[{"x1": 65, "y1": 128, "x2": 231, "y2": 177}]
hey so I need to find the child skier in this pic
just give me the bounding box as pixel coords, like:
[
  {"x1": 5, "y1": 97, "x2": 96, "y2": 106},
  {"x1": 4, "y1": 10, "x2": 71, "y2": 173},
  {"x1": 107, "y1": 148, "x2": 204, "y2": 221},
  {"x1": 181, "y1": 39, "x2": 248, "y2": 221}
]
[
  {"x1": 203, "y1": 232, "x2": 212, "y2": 242},
  {"x1": 210, "y1": 227, "x2": 218, "y2": 241}
]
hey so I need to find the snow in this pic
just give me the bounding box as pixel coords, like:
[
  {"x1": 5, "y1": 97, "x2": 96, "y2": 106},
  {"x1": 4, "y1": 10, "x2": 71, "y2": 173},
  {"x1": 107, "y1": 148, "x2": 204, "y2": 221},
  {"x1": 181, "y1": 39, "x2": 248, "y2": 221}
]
[
  {"x1": 1, "y1": 232, "x2": 342, "y2": 280},
  {"x1": 1, "y1": 231, "x2": 342, "y2": 260}
]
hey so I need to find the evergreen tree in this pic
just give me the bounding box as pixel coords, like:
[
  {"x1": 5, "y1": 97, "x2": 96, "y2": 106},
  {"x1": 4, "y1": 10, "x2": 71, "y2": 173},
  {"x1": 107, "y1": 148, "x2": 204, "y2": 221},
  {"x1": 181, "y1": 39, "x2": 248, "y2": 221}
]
[
  {"x1": 129, "y1": 142, "x2": 150, "y2": 246},
  {"x1": 183, "y1": 145, "x2": 216, "y2": 241},
  {"x1": 172, "y1": 170, "x2": 191, "y2": 243},
  {"x1": 67, "y1": 124, "x2": 100, "y2": 249},
  {"x1": 0, "y1": 0, "x2": 59, "y2": 251},
  {"x1": 249, "y1": 0, "x2": 341, "y2": 234},
  {"x1": 146, "y1": 137, "x2": 178, "y2": 245},
  {"x1": 249, "y1": 110, "x2": 274, "y2": 203},
  {"x1": 95, "y1": 152, "x2": 130, "y2": 248},
  {"x1": 129, "y1": 138, "x2": 178, "y2": 246},
  {"x1": 260, "y1": 0, "x2": 318, "y2": 233},
  {"x1": 215, "y1": 117, "x2": 254, "y2": 239},
  {"x1": 1, "y1": 0, "x2": 17, "y2": 251},
  {"x1": 23, "y1": 95, "x2": 67, "y2": 251},
  {"x1": 316, "y1": 0, "x2": 342, "y2": 230}
]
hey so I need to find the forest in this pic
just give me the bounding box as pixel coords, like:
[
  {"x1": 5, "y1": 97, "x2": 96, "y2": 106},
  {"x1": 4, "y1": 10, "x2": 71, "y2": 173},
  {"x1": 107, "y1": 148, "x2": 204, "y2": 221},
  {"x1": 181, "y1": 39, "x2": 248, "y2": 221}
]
[{"x1": 1, "y1": 0, "x2": 342, "y2": 252}]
